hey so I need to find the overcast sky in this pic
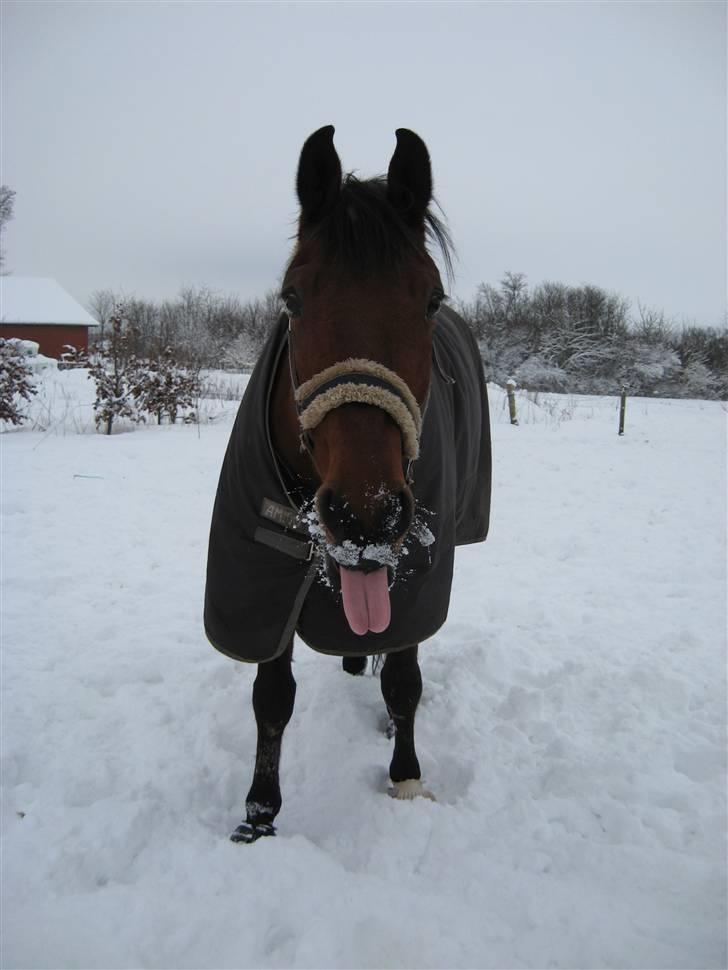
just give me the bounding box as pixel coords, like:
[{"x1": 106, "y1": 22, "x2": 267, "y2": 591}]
[{"x1": 2, "y1": 1, "x2": 725, "y2": 326}]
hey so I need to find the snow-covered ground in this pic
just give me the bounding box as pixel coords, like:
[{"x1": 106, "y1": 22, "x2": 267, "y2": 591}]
[{"x1": 2, "y1": 368, "x2": 726, "y2": 969}]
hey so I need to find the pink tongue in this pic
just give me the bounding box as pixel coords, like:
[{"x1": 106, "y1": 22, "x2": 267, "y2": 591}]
[{"x1": 339, "y1": 567, "x2": 391, "y2": 636}]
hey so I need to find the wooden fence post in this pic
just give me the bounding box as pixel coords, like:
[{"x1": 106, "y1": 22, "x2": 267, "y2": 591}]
[
  {"x1": 618, "y1": 386, "x2": 627, "y2": 436},
  {"x1": 506, "y1": 378, "x2": 519, "y2": 426}
]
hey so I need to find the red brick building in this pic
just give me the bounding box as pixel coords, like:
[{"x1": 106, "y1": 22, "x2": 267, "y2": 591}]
[{"x1": 1, "y1": 277, "x2": 98, "y2": 358}]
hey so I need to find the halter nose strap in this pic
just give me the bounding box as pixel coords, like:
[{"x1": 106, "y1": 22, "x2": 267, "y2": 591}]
[{"x1": 287, "y1": 324, "x2": 424, "y2": 463}]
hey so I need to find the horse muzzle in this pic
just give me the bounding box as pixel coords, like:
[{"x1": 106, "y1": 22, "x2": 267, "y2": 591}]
[
  {"x1": 316, "y1": 483, "x2": 415, "y2": 636},
  {"x1": 316, "y1": 484, "x2": 415, "y2": 552}
]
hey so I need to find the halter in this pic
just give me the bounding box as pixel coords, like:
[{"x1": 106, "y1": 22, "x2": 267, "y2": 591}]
[{"x1": 287, "y1": 323, "x2": 425, "y2": 482}]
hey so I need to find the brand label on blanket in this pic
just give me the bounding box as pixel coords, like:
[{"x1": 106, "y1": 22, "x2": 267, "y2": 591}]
[{"x1": 260, "y1": 497, "x2": 307, "y2": 535}]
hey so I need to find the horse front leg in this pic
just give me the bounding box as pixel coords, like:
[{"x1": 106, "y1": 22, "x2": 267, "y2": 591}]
[
  {"x1": 231, "y1": 640, "x2": 296, "y2": 843},
  {"x1": 380, "y1": 645, "x2": 435, "y2": 801}
]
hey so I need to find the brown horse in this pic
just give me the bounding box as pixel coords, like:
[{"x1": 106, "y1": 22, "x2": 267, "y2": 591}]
[{"x1": 205, "y1": 126, "x2": 491, "y2": 842}]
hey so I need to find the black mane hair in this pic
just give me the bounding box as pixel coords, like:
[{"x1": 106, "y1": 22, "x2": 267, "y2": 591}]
[{"x1": 302, "y1": 174, "x2": 454, "y2": 284}]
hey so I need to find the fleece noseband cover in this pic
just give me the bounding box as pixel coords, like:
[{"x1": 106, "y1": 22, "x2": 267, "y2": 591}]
[{"x1": 294, "y1": 357, "x2": 423, "y2": 461}]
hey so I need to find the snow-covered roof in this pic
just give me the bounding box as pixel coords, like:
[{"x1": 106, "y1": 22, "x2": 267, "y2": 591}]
[{"x1": 0, "y1": 277, "x2": 98, "y2": 327}]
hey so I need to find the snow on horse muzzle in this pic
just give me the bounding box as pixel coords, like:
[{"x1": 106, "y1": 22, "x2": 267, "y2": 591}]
[{"x1": 293, "y1": 353, "x2": 425, "y2": 635}]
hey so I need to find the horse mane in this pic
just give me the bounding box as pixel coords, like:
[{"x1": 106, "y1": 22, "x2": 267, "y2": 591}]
[{"x1": 301, "y1": 174, "x2": 454, "y2": 284}]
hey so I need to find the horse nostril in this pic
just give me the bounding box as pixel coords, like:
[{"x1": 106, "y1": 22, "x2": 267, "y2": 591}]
[
  {"x1": 316, "y1": 486, "x2": 357, "y2": 546},
  {"x1": 367, "y1": 487, "x2": 414, "y2": 545},
  {"x1": 380, "y1": 487, "x2": 414, "y2": 546},
  {"x1": 396, "y1": 486, "x2": 415, "y2": 538},
  {"x1": 316, "y1": 486, "x2": 336, "y2": 541}
]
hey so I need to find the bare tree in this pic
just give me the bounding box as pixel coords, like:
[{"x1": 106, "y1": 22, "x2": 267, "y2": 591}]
[
  {"x1": 87, "y1": 288, "x2": 118, "y2": 344},
  {"x1": 0, "y1": 185, "x2": 16, "y2": 273},
  {"x1": 500, "y1": 271, "x2": 529, "y2": 325}
]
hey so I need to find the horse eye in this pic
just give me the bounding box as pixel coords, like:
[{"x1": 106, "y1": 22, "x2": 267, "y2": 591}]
[
  {"x1": 426, "y1": 294, "x2": 443, "y2": 319},
  {"x1": 282, "y1": 291, "x2": 302, "y2": 318}
]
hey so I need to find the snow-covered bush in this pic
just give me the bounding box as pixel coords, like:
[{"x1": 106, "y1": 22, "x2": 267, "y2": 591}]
[
  {"x1": 619, "y1": 342, "x2": 681, "y2": 396},
  {"x1": 514, "y1": 355, "x2": 569, "y2": 392},
  {"x1": 88, "y1": 318, "x2": 143, "y2": 435},
  {"x1": 459, "y1": 274, "x2": 726, "y2": 400},
  {"x1": 220, "y1": 331, "x2": 260, "y2": 371},
  {"x1": 58, "y1": 344, "x2": 88, "y2": 370},
  {"x1": 681, "y1": 359, "x2": 720, "y2": 399},
  {"x1": 0, "y1": 337, "x2": 38, "y2": 425},
  {"x1": 132, "y1": 348, "x2": 200, "y2": 425}
]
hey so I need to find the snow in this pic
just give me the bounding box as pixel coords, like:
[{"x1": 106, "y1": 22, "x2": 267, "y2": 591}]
[
  {"x1": 1, "y1": 337, "x2": 58, "y2": 374},
  {"x1": 5, "y1": 339, "x2": 40, "y2": 357},
  {"x1": 2, "y1": 373, "x2": 726, "y2": 969},
  {"x1": 0, "y1": 277, "x2": 98, "y2": 327}
]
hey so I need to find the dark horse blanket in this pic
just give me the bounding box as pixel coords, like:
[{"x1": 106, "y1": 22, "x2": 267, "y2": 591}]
[{"x1": 204, "y1": 305, "x2": 491, "y2": 663}]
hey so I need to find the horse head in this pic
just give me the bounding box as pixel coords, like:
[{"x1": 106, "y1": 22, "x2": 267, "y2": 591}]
[{"x1": 274, "y1": 126, "x2": 451, "y2": 635}]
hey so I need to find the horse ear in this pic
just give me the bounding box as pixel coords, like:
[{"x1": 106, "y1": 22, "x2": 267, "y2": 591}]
[
  {"x1": 296, "y1": 125, "x2": 342, "y2": 229},
  {"x1": 387, "y1": 128, "x2": 432, "y2": 228}
]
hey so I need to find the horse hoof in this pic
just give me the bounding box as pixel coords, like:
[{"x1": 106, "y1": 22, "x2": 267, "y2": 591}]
[
  {"x1": 388, "y1": 779, "x2": 436, "y2": 801},
  {"x1": 230, "y1": 821, "x2": 276, "y2": 844},
  {"x1": 342, "y1": 655, "x2": 367, "y2": 676}
]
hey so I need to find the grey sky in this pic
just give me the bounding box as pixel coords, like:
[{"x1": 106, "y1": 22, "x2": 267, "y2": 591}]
[{"x1": 2, "y1": 0, "x2": 725, "y2": 326}]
